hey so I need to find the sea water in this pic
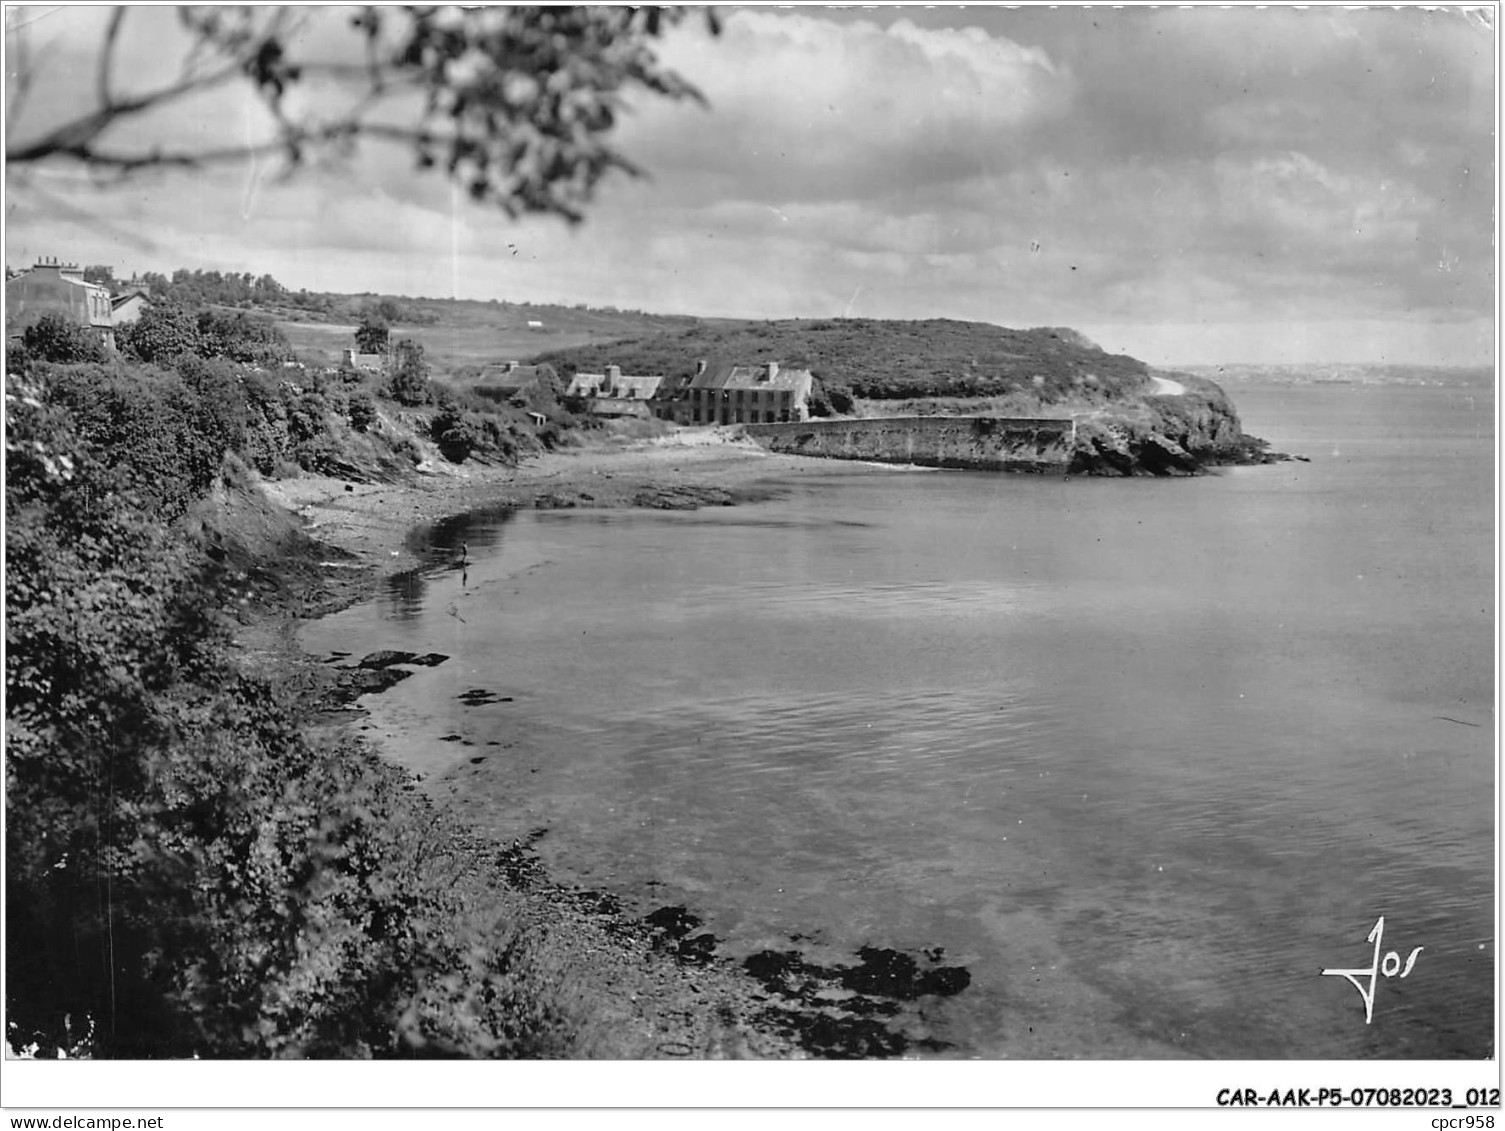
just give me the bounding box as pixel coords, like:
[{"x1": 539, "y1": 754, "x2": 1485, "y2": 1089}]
[{"x1": 302, "y1": 378, "x2": 1494, "y2": 1059}]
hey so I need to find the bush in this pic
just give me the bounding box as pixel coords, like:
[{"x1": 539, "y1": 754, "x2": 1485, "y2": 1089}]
[
  {"x1": 430, "y1": 397, "x2": 484, "y2": 463},
  {"x1": 173, "y1": 355, "x2": 249, "y2": 455},
  {"x1": 195, "y1": 310, "x2": 293, "y2": 367},
  {"x1": 120, "y1": 303, "x2": 202, "y2": 364},
  {"x1": 39, "y1": 364, "x2": 225, "y2": 519},
  {"x1": 348, "y1": 391, "x2": 378, "y2": 432},
  {"x1": 285, "y1": 389, "x2": 331, "y2": 448},
  {"x1": 807, "y1": 377, "x2": 854, "y2": 418},
  {"x1": 21, "y1": 314, "x2": 109, "y2": 364}
]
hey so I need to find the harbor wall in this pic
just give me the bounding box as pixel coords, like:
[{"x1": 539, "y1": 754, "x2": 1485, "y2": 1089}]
[{"x1": 742, "y1": 416, "x2": 1076, "y2": 472}]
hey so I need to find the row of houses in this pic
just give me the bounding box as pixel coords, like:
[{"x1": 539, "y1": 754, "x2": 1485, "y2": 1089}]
[
  {"x1": 563, "y1": 359, "x2": 814, "y2": 426},
  {"x1": 6, "y1": 259, "x2": 154, "y2": 349}
]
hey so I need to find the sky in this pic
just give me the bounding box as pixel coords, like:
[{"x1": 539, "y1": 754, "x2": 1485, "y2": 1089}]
[{"x1": 3, "y1": 3, "x2": 1496, "y2": 366}]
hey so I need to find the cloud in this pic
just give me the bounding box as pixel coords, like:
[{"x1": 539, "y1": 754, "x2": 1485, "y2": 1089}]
[
  {"x1": 3, "y1": 6, "x2": 1492, "y2": 365},
  {"x1": 618, "y1": 11, "x2": 1074, "y2": 204},
  {"x1": 1211, "y1": 151, "x2": 1429, "y2": 246}
]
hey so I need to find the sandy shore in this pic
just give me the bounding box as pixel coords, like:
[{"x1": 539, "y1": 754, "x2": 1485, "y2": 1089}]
[{"x1": 259, "y1": 427, "x2": 869, "y2": 577}]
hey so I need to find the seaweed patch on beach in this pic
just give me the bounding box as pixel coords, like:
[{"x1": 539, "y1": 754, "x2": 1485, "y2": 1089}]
[
  {"x1": 458, "y1": 688, "x2": 513, "y2": 706},
  {"x1": 644, "y1": 906, "x2": 721, "y2": 966},
  {"x1": 741, "y1": 944, "x2": 969, "y2": 1058}
]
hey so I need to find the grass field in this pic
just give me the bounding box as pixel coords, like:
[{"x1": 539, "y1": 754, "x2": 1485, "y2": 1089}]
[
  {"x1": 275, "y1": 320, "x2": 619, "y2": 371},
  {"x1": 276, "y1": 301, "x2": 702, "y2": 374}
]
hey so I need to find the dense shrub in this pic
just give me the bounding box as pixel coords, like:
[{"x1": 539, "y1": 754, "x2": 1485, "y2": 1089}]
[
  {"x1": 39, "y1": 364, "x2": 226, "y2": 519},
  {"x1": 195, "y1": 309, "x2": 293, "y2": 367},
  {"x1": 348, "y1": 390, "x2": 378, "y2": 432},
  {"x1": 21, "y1": 313, "x2": 109, "y2": 364},
  {"x1": 5, "y1": 373, "x2": 576, "y2": 1058},
  {"x1": 173, "y1": 354, "x2": 250, "y2": 455},
  {"x1": 120, "y1": 303, "x2": 202, "y2": 364},
  {"x1": 430, "y1": 395, "x2": 484, "y2": 462},
  {"x1": 807, "y1": 378, "x2": 856, "y2": 418}
]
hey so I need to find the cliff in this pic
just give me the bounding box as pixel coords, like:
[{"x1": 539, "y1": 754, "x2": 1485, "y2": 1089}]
[
  {"x1": 746, "y1": 373, "x2": 1285, "y2": 477},
  {"x1": 1069, "y1": 372, "x2": 1285, "y2": 475}
]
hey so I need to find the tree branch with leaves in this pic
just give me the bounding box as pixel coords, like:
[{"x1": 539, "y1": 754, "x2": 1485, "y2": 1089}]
[{"x1": 6, "y1": 5, "x2": 718, "y2": 223}]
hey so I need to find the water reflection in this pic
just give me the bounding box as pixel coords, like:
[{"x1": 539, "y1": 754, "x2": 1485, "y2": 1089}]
[
  {"x1": 403, "y1": 504, "x2": 519, "y2": 560},
  {"x1": 382, "y1": 567, "x2": 428, "y2": 620},
  {"x1": 383, "y1": 505, "x2": 519, "y2": 618}
]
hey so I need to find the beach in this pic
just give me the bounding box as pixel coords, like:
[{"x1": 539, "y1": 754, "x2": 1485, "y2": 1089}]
[{"x1": 256, "y1": 428, "x2": 869, "y2": 579}]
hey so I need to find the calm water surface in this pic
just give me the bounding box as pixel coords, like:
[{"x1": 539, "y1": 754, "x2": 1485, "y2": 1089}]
[{"x1": 304, "y1": 381, "x2": 1494, "y2": 1058}]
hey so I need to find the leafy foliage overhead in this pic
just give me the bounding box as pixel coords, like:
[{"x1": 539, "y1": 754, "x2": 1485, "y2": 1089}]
[{"x1": 7, "y1": 5, "x2": 718, "y2": 224}]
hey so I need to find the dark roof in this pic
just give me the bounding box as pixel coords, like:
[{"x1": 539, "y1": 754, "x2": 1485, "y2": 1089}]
[
  {"x1": 472, "y1": 364, "x2": 554, "y2": 397},
  {"x1": 688, "y1": 362, "x2": 813, "y2": 392},
  {"x1": 652, "y1": 372, "x2": 694, "y2": 398},
  {"x1": 110, "y1": 289, "x2": 151, "y2": 310},
  {"x1": 474, "y1": 364, "x2": 551, "y2": 389}
]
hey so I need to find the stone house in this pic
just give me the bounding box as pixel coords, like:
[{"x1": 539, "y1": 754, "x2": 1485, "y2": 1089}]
[
  {"x1": 649, "y1": 371, "x2": 695, "y2": 422},
  {"x1": 6, "y1": 258, "x2": 117, "y2": 348},
  {"x1": 341, "y1": 348, "x2": 386, "y2": 372},
  {"x1": 566, "y1": 364, "x2": 663, "y2": 401},
  {"x1": 110, "y1": 289, "x2": 152, "y2": 326},
  {"x1": 685, "y1": 360, "x2": 813, "y2": 425},
  {"x1": 566, "y1": 365, "x2": 663, "y2": 417},
  {"x1": 471, "y1": 361, "x2": 556, "y2": 404}
]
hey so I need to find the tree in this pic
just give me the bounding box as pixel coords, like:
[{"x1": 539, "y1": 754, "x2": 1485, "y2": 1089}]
[
  {"x1": 347, "y1": 390, "x2": 377, "y2": 432},
  {"x1": 354, "y1": 317, "x2": 389, "y2": 356},
  {"x1": 21, "y1": 314, "x2": 109, "y2": 364},
  {"x1": 82, "y1": 264, "x2": 118, "y2": 289},
  {"x1": 119, "y1": 302, "x2": 201, "y2": 364},
  {"x1": 429, "y1": 391, "x2": 482, "y2": 463},
  {"x1": 6, "y1": 6, "x2": 718, "y2": 224},
  {"x1": 386, "y1": 338, "x2": 430, "y2": 405},
  {"x1": 251, "y1": 273, "x2": 285, "y2": 304}
]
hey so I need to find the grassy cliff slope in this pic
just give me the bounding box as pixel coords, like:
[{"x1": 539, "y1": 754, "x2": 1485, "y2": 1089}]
[{"x1": 532, "y1": 318, "x2": 1151, "y2": 404}]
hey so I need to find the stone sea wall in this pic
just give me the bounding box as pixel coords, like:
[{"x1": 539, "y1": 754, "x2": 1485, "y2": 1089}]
[{"x1": 743, "y1": 416, "x2": 1075, "y2": 472}]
